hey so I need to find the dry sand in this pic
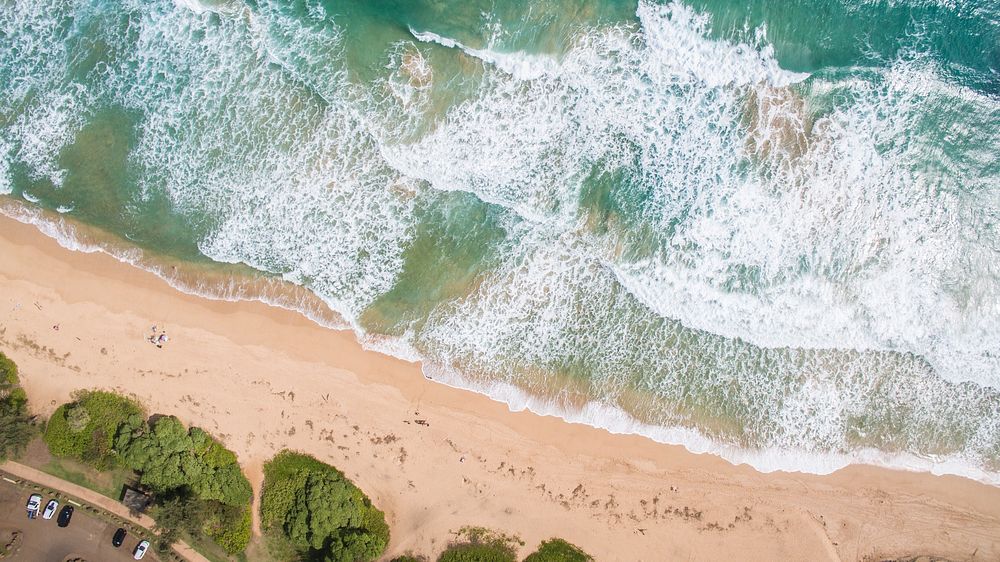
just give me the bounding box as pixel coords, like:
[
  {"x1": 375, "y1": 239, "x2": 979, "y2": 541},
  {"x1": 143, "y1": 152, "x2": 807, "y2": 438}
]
[{"x1": 1, "y1": 214, "x2": 999, "y2": 562}]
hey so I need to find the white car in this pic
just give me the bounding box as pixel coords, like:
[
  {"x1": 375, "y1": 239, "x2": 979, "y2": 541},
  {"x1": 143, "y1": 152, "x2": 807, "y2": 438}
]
[
  {"x1": 42, "y1": 499, "x2": 59, "y2": 520},
  {"x1": 133, "y1": 539, "x2": 150, "y2": 560},
  {"x1": 25, "y1": 494, "x2": 42, "y2": 519}
]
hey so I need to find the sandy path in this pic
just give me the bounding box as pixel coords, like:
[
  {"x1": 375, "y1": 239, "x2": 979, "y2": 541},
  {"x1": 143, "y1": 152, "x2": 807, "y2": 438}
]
[{"x1": 1, "y1": 214, "x2": 999, "y2": 561}]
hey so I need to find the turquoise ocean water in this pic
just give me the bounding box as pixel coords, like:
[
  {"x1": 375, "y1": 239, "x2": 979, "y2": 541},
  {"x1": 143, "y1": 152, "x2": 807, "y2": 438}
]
[{"x1": 2, "y1": 0, "x2": 1000, "y2": 480}]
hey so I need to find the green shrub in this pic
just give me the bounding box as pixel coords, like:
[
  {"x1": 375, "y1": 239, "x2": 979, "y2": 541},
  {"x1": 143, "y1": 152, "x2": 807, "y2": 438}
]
[
  {"x1": 261, "y1": 450, "x2": 389, "y2": 562},
  {"x1": 436, "y1": 528, "x2": 519, "y2": 562},
  {"x1": 390, "y1": 556, "x2": 427, "y2": 562},
  {"x1": 206, "y1": 505, "x2": 252, "y2": 555},
  {"x1": 523, "y1": 539, "x2": 593, "y2": 562},
  {"x1": 437, "y1": 543, "x2": 516, "y2": 562},
  {"x1": 0, "y1": 352, "x2": 32, "y2": 461},
  {"x1": 43, "y1": 390, "x2": 144, "y2": 469}
]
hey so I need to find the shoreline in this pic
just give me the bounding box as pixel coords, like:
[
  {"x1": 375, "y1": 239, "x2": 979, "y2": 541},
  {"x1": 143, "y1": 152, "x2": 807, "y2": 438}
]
[
  {"x1": 2, "y1": 212, "x2": 1000, "y2": 560},
  {"x1": 5, "y1": 198, "x2": 997, "y2": 486}
]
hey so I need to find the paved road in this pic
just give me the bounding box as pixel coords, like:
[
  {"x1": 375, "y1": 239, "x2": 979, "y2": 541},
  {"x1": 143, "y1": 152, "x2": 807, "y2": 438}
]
[
  {"x1": 0, "y1": 478, "x2": 148, "y2": 561},
  {"x1": 0, "y1": 462, "x2": 208, "y2": 562}
]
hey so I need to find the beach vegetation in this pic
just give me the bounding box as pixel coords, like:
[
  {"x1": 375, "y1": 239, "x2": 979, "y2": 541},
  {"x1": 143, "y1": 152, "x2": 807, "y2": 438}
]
[
  {"x1": 118, "y1": 415, "x2": 253, "y2": 555},
  {"x1": 0, "y1": 352, "x2": 33, "y2": 461},
  {"x1": 44, "y1": 391, "x2": 253, "y2": 555},
  {"x1": 390, "y1": 556, "x2": 428, "y2": 562},
  {"x1": 436, "y1": 527, "x2": 520, "y2": 562},
  {"x1": 523, "y1": 539, "x2": 593, "y2": 562},
  {"x1": 261, "y1": 450, "x2": 390, "y2": 562},
  {"x1": 43, "y1": 390, "x2": 145, "y2": 469}
]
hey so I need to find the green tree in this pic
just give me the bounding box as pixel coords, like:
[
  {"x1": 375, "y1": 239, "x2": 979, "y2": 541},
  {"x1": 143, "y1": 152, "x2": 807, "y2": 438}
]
[
  {"x1": 152, "y1": 491, "x2": 206, "y2": 553},
  {"x1": 523, "y1": 539, "x2": 593, "y2": 562},
  {"x1": 261, "y1": 451, "x2": 389, "y2": 562},
  {"x1": 0, "y1": 352, "x2": 33, "y2": 461},
  {"x1": 205, "y1": 505, "x2": 252, "y2": 555},
  {"x1": 119, "y1": 416, "x2": 252, "y2": 506}
]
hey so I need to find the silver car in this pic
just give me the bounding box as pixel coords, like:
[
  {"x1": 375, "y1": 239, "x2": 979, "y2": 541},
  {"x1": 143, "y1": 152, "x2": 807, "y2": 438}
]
[
  {"x1": 133, "y1": 539, "x2": 150, "y2": 560},
  {"x1": 42, "y1": 499, "x2": 59, "y2": 520}
]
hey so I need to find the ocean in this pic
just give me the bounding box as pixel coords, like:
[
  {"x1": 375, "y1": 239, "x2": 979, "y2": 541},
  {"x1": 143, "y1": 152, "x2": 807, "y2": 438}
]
[{"x1": 2, "y1": 0, "x2": 999, "y2": 482}]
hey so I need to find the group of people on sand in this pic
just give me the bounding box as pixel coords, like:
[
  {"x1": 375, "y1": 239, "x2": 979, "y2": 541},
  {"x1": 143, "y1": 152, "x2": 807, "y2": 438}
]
[{"x1": 147, "y1": 325, "x2": 169, "y2": 349}]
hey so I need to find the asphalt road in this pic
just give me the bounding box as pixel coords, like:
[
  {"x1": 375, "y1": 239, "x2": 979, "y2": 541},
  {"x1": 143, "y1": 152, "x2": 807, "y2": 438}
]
[{"x1": 0, "y1": 480, "x2": 152, "y2": 561}]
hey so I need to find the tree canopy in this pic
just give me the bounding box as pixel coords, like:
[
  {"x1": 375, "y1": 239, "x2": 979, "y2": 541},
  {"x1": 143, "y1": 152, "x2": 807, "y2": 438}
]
[
  {"x1": 261, "y1": 450, "x2": 389, "y2": 562},
  {"x1": 0, "y1": 352, "x2": 32, "y2": 461},
  {"x1": 118, "y1": 416, "x2": 252, "y2": 507}
]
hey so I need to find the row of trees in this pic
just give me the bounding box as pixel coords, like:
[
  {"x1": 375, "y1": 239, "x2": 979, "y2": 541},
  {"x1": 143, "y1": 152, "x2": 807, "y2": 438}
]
[{"x1": 43, "y1": 390, "x2": 253, "y2": 554}]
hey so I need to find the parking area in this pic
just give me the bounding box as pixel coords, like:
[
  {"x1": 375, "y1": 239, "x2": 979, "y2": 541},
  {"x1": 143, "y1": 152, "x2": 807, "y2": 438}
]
[{"x1": 0, "y1": 478, "x2": 154, "y2": 561}]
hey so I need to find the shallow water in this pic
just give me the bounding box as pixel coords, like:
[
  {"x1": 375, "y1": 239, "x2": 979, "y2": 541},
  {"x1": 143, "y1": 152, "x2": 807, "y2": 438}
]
[{"x1": 2, "y1": 0, "x2": 999, "y2": 480}]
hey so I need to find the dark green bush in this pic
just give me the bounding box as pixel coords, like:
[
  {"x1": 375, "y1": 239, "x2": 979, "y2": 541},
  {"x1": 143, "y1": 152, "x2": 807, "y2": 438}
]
[
  {"x1": 523, "y1": 539, "x2": 593, "y2": 562},
  {"x1": 205, "y1": 505, "x2": 252, "y2": 554},
  {"x1": 261, "y1": 450, "x2": 390, "y2": 562}
]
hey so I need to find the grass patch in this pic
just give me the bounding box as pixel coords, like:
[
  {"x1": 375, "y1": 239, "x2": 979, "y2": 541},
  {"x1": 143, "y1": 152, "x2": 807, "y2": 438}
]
[
  {"x1": 40, "y1": 457, "x2": 134, "y2": 499},
  {"x1": 437, "y1": 527, "x2": 522, "y2": 562}
]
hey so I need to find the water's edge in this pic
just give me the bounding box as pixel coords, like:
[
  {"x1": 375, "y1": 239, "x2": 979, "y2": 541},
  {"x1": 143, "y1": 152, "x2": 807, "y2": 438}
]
[{"x1": 4, "y1": 198, "x2": 997, "y2": 487}]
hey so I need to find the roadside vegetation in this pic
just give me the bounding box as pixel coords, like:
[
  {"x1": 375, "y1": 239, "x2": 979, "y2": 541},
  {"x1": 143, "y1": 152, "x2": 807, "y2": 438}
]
[
  {"x1": 260, "y1": 450, "x2": 390, "y2": 562},
  {"x1": 0, "y1": 352, "x2": 34, "y2": 461},
  {"x1": 43, "y1": 390, "x2": 252, "y2": 557}
]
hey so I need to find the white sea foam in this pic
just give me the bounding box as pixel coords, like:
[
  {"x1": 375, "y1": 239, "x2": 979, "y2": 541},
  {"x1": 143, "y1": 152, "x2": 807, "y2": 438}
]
[
  {"x1": 409, "y1": 29, "x2": 560, "y2": 81},
  {"x1": 0, "y1": 199, "x2": 348, "y2": 330},
  {"x1": 390, "y1": 0, "x2": 1000, "y2": 390},
  {"x1": 418, "y1": 354, "x2": 1000, "y2": 486}
]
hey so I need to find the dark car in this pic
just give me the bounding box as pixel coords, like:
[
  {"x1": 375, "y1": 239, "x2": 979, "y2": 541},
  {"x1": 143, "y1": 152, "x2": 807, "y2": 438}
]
[
  {"x1": 56, "y1": 505, "x2": 73, "y2": 527},
  {"x1": 112, "y1": 527, "x2": 127, "y2": 547}
]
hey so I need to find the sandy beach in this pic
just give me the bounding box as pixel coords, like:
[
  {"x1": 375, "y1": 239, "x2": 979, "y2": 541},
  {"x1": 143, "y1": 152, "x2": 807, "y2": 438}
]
[{"x1": 1, "y1": 213, "x2": 998, "y2": 562}]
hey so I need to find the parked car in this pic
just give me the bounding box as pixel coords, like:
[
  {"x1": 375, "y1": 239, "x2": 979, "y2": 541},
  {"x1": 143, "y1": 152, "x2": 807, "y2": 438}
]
[
  {"x1": 112, "y1": 527, "x2": 127, "y2": 547},
  {"x1": 42, "y1": 499, "x2": 59, "y2": 520},
  {"x1": 56, "y1": 505, "x2": 73, "y2": 527},
  {"x1": 133, "y1": 539, "x2": 150, "y2": 560},
  {"x1": 25, "y1": 494, "x2": 42, "y2": 519}
]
